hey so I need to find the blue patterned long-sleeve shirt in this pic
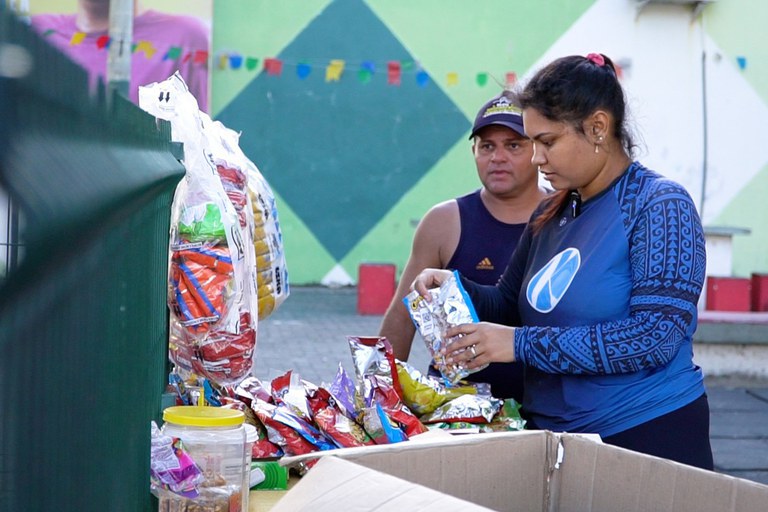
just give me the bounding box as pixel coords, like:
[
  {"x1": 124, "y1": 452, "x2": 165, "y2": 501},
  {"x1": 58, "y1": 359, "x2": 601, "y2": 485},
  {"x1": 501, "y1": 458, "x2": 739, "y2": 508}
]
[{"x1": 463, "y1": 162, "x2": 707, "y2": 437}]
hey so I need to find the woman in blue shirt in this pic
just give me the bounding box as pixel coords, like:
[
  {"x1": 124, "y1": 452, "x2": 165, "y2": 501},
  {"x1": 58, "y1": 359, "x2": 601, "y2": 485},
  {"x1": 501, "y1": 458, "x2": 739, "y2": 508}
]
[{"x1": 411, "y1": 53, "x2": 713, "y2": 470}]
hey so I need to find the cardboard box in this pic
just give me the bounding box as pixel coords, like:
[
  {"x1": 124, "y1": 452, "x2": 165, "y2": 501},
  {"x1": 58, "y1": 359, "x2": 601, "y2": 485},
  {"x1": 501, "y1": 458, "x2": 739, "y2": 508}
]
[{"x1": 273, "y1": 431, "x2": 768, "y2": 512}]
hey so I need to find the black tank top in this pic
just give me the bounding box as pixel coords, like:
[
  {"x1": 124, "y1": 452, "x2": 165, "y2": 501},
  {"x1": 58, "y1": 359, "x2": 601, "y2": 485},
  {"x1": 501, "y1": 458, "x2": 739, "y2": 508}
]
[
  {"x1": 447, "y1": 190, "x2": 525, "y2": 284},
  {"x1": 443, "y1": 189, "x2": 527, "y2": 401}
]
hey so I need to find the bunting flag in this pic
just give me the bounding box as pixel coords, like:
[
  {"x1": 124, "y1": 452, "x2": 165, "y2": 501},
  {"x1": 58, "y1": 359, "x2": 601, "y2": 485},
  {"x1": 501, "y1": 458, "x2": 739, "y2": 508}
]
[
  {"x1": 387, "y1": 61, "x2": 401, "y2": 86},
  {"x1": 264, "y1": 57, "x2": 283, "y2": 76},
  {"x1": 39, "y1": 28, "x2": 524, "y2": 89},
  {"x1": 297, "y1": 62, "x2": 311, "y2": 79},
  {"x1": 70, "y1": 31, "x2": 86, "y2": 46},
  {"x1": 96, "y1": 34, "x2": 110, "y2": 49},
  {"x1": 325, "y1": 59, "x2": 345, "y2": 82},
  {"x1": 229, "y1": 54, "x2": 243, "y2": 70},
  {"x1": 358, "y1": 60, "x2": 375, "y2": 84},
  {"x1": 416, "y1": 70, "x2": 429, "y2": 88},
  {"x1": 193, "y1": 50, "x2": 209, "y2": 64},
  {"x1": 135, "y1": 40, "x2": 157, "y2": 59},
  {"x1": 164, "y1": 46, "x2": 182, "y2": 60}
]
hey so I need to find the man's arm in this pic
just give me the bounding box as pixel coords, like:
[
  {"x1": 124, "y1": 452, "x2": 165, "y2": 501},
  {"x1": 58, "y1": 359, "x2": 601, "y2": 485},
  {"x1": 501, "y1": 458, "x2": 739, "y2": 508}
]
[{"x1": 379, "y1": 201, "x2": 460, "y2": 361}]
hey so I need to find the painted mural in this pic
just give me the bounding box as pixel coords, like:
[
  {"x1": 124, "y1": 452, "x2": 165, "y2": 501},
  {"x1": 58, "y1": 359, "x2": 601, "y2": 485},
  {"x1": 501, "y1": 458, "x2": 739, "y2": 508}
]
[{"x1": 211, "y1": 0, "x2": 767, "y2": 285}]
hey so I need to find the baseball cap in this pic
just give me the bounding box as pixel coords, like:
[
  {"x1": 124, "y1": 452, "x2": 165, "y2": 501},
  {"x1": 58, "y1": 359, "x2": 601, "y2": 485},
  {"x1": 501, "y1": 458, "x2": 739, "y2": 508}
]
[{"x1": 469, "y1": 92, "x2": 525, "y2": 139}]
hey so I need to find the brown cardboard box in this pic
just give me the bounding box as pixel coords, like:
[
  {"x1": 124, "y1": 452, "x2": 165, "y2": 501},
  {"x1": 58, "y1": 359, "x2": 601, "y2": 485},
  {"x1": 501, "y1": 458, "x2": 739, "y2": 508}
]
[{"x1": 272, "y1": 431, "x2": 768, "y2": 512}]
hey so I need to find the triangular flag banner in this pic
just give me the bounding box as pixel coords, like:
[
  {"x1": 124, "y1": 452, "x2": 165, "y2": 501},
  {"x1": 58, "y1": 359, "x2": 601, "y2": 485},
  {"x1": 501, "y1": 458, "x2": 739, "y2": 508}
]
[
  {"x1": 297, "y1": 62, "x2": 311, "y2": 79},
  {"x1": 70, "y1": 31, "x2": 86, "y2": 46},
  {"x1": 416, "y1": 70, "x2": 429, "y2": 88},
  {"x1": 246, "y1": 57, "x2": 259, "y2": 71},
  {"x1": 96, "y1": 35, "x2": 110, "y2": 49},
  {"x1": 476, "y1": 72, "x2": 488, "y2": 87},
  {"x1": 135, "y1": 40, "x2": 157, "y2": 59},
  {"x1": 446, "y1": 72, "x2": 459, "y2": 86},
  {"x1": 387, "y1": 61, "x2": 401, "y2": 86},
  {"x1": 505, "y1": 72, "x2": 517, "y2": 86},
  {"x1": 182, "y1": 52, "x2": 192, "y2": 63},
  {"x1": 264, "y1": 58, "x2": 283, "y2": 76},
  {"x1": 164, "y1": 46, "x2": 182, "y2": 60},
  {"x1": 737, "y1": 56, "x2": 747, "y2": 70},
  {"x1": 217, "y1": 54, "x2": 229, "y2": 70},
  {"x1": 193, "y1": 50, "x2": 208, "y2": 64},
  {"x1": 229, "y1": 54, "x2": 243, "y2": 70},
  {"x1": 401, "y1": 60, "x2": 415, "y2": 72},
  {"x1": 325, "y1": 59, "x2": 345, "y2": 82}
]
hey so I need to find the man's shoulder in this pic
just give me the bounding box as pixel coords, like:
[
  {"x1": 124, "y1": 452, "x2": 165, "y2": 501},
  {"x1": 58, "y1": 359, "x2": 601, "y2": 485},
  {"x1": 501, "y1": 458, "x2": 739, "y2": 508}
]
[{"x1": 424, "y1": 198, "x2": 460, "y2": 220}]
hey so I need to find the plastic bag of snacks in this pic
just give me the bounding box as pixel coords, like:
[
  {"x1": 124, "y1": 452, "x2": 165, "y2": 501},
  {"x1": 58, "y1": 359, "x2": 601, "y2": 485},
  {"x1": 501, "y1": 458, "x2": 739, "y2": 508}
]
[
  {"x1": 403, "y1": 270, "x2": 486, "y2": 385},
  {"x1": 200, "y1": 113, "x2": 289, "y2": 320},
  {"x1": 139, "y1": 73, "x2": 258, "y2": 386}
]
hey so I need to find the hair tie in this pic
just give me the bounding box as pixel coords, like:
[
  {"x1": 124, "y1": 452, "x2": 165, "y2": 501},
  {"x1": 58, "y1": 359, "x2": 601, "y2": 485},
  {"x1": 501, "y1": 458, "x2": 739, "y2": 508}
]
[{"x1": 586, "y1": 53, "x2": 605, "y2": 67}]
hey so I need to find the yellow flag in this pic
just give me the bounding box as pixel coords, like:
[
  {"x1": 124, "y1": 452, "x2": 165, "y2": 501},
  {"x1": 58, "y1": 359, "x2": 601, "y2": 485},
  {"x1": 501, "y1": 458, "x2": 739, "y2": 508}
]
[
  {"x1": 135, "y1": 40, "x2": 157, "y2": 59},
  {"x1": 325, "y1": 59, "x2": 345, "y2": 82},
  {"x1": 70, "y1": 32, "x2": 86, "y2": 46},
  {"x1": 446, "y1": 72, "x2": 459, "y2": 86}
]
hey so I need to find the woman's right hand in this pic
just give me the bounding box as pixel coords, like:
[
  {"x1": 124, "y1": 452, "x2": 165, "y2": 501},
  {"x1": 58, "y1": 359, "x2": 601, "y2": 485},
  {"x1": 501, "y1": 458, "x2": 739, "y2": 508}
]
[{"x1": 410, "y1": 268, "x2": 453, "y2": 300}]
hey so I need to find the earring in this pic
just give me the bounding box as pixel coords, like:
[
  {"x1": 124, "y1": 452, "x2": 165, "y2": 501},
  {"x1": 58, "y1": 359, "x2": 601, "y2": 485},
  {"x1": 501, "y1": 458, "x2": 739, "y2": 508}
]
[
  {"x1": 594, "y1": 135, "x2": 603, "y2": 153},
  {"x1": 595, "y1": 145, "x2": 599, "y2": 154}
]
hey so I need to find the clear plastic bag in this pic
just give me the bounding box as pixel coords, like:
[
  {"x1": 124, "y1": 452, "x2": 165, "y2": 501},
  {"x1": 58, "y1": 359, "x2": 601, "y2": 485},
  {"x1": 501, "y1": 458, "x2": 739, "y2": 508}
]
[{"x1": 139, "y1": 72, "x2": 259, "y2": 386}]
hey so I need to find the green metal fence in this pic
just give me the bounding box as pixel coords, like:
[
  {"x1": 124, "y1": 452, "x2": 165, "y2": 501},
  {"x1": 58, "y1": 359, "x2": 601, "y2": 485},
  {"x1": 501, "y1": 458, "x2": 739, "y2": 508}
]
[{"x1": 0, "y1": 6, "x2": 184, "y2": 511}]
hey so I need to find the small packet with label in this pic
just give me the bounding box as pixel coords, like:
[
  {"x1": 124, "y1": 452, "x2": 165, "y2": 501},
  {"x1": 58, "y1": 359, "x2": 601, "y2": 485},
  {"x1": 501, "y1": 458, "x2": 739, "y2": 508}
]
[{"x1": 403, "y1": 270, "x2": 486, "y2": 385}]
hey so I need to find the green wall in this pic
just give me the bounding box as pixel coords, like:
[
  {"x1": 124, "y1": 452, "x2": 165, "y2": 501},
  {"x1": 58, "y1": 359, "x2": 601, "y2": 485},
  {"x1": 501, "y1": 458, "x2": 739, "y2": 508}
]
[{"x1": 212, "y1": 0, "x2": 593, "y2": 284}]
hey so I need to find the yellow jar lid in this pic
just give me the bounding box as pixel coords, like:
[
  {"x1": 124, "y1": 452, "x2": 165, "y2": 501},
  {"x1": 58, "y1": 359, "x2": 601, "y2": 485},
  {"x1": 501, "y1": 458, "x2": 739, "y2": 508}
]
[{"x1": 163, "y1": 406, "x2": 245, "y2": 427}]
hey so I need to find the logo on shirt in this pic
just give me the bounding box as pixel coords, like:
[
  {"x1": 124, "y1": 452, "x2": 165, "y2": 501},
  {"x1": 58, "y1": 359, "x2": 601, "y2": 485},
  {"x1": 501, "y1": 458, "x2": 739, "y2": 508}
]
[
  {"x1": 475, "y1": 257, "x2": 494, "y2": 271},
  {"x1": 526, "y1": 248, "x2": 580, "y2": 313}
]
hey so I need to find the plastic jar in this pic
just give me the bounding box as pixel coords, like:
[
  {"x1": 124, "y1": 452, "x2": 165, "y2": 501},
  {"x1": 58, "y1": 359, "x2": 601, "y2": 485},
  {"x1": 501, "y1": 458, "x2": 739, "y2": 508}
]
[
  {"x1": 159, "y1": 406, "x2": 247, "y2": 512},
  {"x1": 241, "y1": 423, "x2": 258, "y2": 511}
]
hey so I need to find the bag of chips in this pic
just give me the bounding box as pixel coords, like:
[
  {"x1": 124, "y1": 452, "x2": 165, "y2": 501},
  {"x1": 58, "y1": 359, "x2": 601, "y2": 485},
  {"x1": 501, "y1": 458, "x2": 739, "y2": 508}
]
[{"x1": 404, "y1": 270, "x2": 486, "y2": 385}]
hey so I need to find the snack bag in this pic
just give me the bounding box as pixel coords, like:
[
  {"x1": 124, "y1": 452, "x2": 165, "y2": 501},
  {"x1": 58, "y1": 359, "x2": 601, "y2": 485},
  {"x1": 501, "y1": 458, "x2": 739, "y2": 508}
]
[
  {"x1": 396, "y1": 360, "x2": 482, "y2": 416},
  {"x1": 404, "y1": 270, "x2": 486, "y2": 385},
  {"x1": 139, "y1": 73, "x2": 258, "y2": 387},
  {"x1": 418, "y1": 394, "x2": 503, "y2": 425},
  {"x1": 201, "y1": 113, "x2": 289, "y2": 321},
  {"x1": 307, "y1": 387, "x2": 375, "y2": 448},
  {"x1": 149, "y1": 422, "x2": 204, "y2": 499}
]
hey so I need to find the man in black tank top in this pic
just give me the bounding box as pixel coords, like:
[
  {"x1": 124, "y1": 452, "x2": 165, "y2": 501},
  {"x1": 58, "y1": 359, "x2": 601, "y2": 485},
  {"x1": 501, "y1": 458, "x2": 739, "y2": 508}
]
[{"x1": 379, "y1": 91, "x2": 548, "y2": 401}]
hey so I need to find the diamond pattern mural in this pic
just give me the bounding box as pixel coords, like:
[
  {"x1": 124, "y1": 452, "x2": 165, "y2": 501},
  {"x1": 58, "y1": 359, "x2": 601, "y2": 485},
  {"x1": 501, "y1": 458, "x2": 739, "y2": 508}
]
[{"x1": 216, "y1": 0, "x2": 470, "y2": 262}]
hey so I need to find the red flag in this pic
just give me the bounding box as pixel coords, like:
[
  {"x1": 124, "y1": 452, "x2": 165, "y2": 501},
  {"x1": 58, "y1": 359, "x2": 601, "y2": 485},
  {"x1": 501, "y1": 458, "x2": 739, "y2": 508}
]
[
  {"x1": 387, "y1": 61, "x2": 401, "y2": 86},
  {"x1": 193, "y1": 50, "x2": 209, "y2": 65},
  {"x1": 96, "y1": 35, "x2": 110, "y2": 49},
  {"x1": 264, "y1": 58, "x2": 283, "y2": 76}
]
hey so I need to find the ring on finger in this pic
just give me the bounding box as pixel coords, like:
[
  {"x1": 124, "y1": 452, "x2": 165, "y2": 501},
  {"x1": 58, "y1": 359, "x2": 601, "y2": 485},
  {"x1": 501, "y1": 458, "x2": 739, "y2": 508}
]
[{"x1": 469, "y1": 345, "x2": 477, "y2": 359}]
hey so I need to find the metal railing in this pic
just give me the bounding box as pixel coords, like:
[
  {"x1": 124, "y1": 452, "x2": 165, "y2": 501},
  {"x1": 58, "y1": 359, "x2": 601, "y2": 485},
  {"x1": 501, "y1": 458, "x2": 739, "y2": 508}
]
[{"x1": 0, "y1": 6, "x2": 184, "y2": 510}]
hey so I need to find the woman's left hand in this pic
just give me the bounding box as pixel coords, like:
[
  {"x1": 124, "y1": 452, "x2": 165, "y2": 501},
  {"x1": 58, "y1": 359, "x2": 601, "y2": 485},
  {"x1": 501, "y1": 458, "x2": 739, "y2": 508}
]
[{"x1": 442, "y1": 322, "x2": 516, "y2": 370}]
